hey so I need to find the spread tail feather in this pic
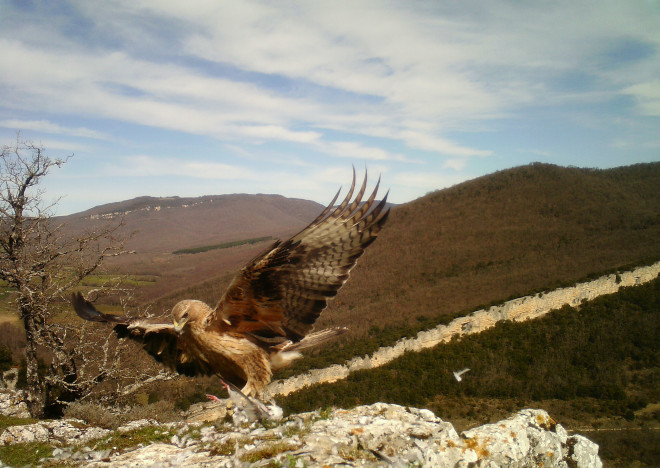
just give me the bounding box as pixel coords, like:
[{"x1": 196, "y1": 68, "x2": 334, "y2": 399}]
[
  {"x1": 283, "y1": 327, "x2": 348, "y2": 352},
  {"x1": 270, "y1": 327, "x2": 347, "y2": 371}
]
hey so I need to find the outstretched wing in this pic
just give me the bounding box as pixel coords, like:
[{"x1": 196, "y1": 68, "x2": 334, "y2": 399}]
[
  {"x1": 212, "y1": 170, "x2": 389, "y2": 343},
  {"x1": 71, "y1": 292, "x2": 213, "y2": 376}
]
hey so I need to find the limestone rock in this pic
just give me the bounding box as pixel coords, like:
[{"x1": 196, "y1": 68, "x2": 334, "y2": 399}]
[
  {"x1": 186, "y1": 400, "x2": 228, "y2": 424},
  {"x1": 0, "y1": 370, "x2": 19, "y2": 392},
  {"x1": 9, "y1": 403, "x2": 602, "y2": 467},
  {"x1": 0, "y1": 418, "x2": 110, "y2": 446},
  {"x1": 461, "y1": 409, "x2": 602, "y2": 468},
  {"x1": 0, "y1": 390, "x2": 29, "y2": 418}
]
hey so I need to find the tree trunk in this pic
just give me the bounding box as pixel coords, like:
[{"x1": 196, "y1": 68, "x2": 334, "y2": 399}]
[{"x1": 22, "y1": 314, "x2": 46, "y2": 418}]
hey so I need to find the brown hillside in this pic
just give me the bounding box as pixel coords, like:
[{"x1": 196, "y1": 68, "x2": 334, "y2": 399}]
[
  {"x1": 316, "y1": 162, "x2": 659, "y2": 337},
  {"x1": 142, "y1": 162, "x2": 659, "y2": 348}
]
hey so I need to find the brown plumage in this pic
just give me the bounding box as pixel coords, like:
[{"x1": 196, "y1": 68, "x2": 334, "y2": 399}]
[{"x1": 71, "y1": 170, "x2": 389, "y2": 397}]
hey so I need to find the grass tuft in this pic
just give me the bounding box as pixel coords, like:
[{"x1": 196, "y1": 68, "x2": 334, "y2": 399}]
[{"x1": 0, "y1": 441, "x2": 54, "y2": 467}]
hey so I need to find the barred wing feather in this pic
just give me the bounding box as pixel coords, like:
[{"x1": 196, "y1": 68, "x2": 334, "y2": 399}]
[{"x1": 214, "y1": 170, "x2": 389, "y2": 342}]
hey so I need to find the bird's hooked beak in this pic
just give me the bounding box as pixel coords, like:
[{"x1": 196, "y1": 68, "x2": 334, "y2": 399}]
[{"x1": 173, "y1": 317, "x2": 188, "y2": 334}]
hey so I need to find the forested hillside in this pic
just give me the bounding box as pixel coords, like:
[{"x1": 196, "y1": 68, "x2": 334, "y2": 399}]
[{"x1": 279, "y1": 277, "x2": 659, "y2": 422}]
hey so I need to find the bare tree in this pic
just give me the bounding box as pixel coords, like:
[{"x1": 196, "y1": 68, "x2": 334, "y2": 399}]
[{"x1": 0, "y1": 135, "x2": 130, "y2": 417}]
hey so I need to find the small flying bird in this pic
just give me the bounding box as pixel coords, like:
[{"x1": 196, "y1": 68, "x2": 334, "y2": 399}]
[
  {"x1": 453, "y1": 368, "x2": 470, "y2": 382},
  {"x1": 72, "y1": 170, "x2": 389, "y2": 400}
]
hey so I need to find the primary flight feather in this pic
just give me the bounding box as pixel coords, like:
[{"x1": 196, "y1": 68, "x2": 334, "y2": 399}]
[{"x1": 72, "y1": 170, "x2": 389, "y2": 397}]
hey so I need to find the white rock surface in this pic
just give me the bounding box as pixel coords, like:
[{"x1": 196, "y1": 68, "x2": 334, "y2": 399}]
[
  {"x1": 0, "y1": 390, "x2": 29, "y2": 418},
  {"x1": 0, "y1": 417, "x2": 110, "y2": 446},
  {"x1": 0, "y1": 402, "x2": 602, "y2": 467}
]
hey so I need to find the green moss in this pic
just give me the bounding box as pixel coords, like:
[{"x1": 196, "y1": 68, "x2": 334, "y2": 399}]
[
  {"x1": 239, "y1": 442, "x2": 298, "y2": 463},
  {"x1": 0, "y1": 414, "x2": 40, "y2": 431},
  {"x1": 208, "y1": 439, "x2": 236, "y2": 456},
  {"x1": 91, "y1": 425, "x2": 175, "y2": 454},
  {"x1": 0, "y1": 441, "x2": 54, "y2": 467}
]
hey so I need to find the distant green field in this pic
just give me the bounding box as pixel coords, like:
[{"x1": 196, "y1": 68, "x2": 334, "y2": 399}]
[
  {"x1": 172, "y1": 236, "x2": 273, "y2": 255},
  {"x1": 0, "y1": 274, "x2": 158, "y2": 320},
  {"x1": 80, "y1": 274, "x2": 158, "y2": 287}
]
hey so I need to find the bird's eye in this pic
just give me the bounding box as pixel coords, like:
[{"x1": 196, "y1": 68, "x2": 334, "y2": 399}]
[{"x1": 182, "y1": 311, "x2": 189, "y2": 319}]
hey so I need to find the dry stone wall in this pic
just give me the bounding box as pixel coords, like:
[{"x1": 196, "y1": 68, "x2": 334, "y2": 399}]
[{"x1": 269, "y1": 261, "x2": 660, "y2": 397}]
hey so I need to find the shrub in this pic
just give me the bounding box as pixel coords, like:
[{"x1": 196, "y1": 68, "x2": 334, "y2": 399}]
[
  {"x1": 0, "y1": 345, "x2": 11, "y2": 372},
  {"x1": 63, "y1": 402, "x2": 121, "y2": 429},
  {"x1": 128, "y1": 400, "x2": 182, "y2": 424}
]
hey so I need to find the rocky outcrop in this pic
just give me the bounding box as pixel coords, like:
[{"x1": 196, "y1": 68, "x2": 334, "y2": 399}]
[
  {"x1": 0, "y1": 403, "x2": 602, "y2": 467},
  {"x1": 0, "y1": 390, "x2": 29, "y2": 419},
  {"x1": 0, "y1": 369, "x2": 19, "y2": 392},
  {"x1": 0, "y1": 418, "x2": 110, "y2": 447},
  {"x1": 269, "y1": 261, "x2": 660, "y2": 396}
]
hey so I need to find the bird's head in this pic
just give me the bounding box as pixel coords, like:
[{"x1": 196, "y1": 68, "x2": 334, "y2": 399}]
[{"x1": 171, "y1": 300, "x2": 210, "y2": 334}]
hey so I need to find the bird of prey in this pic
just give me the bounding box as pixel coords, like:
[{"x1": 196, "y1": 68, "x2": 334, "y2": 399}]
[
  {"x1": 453, "y1": 368, "x2": 470, "y2": 382},
  {"x1": 71, "y1": 170, "x2": 389, "y2": 399}
]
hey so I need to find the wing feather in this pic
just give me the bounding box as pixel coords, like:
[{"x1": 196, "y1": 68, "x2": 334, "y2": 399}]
[
  {"x1": 213, "y1": 170, "x2": 389, "y2": 341},
  {"x1": 71, "y1": 292, "x2": 195, "y2": 373}
]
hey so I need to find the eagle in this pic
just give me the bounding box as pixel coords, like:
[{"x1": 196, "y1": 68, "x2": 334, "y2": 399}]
[{"x1": 71, "y1": 171, "x2": 389, "y2": 399}]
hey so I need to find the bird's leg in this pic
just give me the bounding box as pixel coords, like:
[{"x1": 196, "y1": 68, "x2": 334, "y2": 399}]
[{"x1": 205, "y1": 378, "x2": 232, "y2": 402}]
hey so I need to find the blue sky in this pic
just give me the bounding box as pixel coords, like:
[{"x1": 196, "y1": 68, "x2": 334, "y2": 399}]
[{"x1": 1, "y1": 1, "x2": 658, "y2": 215}]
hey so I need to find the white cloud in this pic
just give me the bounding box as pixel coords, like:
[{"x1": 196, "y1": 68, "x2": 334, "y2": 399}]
[
  {"x1": 318, "y1": 141, "x2": 414, "y2": 162},
  {"x1": 227, "y1": 125, "x2": 321, "y2": 144},
  {"x1": 442, "y1": 158, "x2": 469, "y2": 171},
  {"x1": 622, "y1": 80, "x2": 660, "y2": 116},
  {"x1": 0, "y1": 119, "x2": 109, "y2": 140},
  {"x1": 107, "y1": 155, "x2": 256, "y2": 180},
  {"x1": 0, "y1": 39, "x2": 323, "y2": 143},
  {"x1": 399, "y1": 131, "x2": 492, "y2": 157}
]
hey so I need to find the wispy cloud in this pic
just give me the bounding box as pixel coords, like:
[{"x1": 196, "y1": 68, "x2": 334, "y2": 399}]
[
  {"x1": 0, "y1": 119, "x2": 109, "y2": 140},
  {"x1": 317, "y1": 141, "x2": 415, "y2": 163},
  {"x1": 107, "y1": 156, "x2": 256, "y2": 180},
  {"x1": 622, "y1": 80, "x2": 660, "y2": 117}
]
